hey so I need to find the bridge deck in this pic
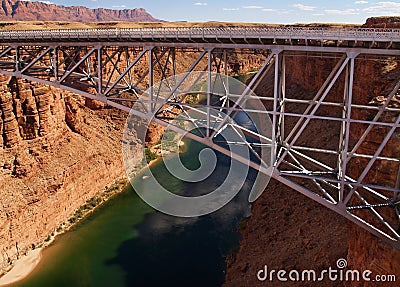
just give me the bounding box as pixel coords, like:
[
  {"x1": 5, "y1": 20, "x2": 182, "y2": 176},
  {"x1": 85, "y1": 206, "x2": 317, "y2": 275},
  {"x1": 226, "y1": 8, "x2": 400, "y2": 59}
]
[{"x1": 0, "y1": 27, "x2": 400, "y2": 49}]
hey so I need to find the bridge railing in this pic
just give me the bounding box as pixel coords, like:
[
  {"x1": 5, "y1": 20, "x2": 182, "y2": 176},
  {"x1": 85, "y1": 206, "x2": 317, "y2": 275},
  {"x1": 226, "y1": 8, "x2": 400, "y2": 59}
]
[{"x1": 0, "y1": 26, "x2": 399, "y2": 42}]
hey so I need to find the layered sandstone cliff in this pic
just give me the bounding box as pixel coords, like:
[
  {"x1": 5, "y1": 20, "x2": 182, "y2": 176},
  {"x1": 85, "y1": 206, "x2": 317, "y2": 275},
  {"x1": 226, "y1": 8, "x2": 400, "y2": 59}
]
[
  {"x1": 0, "y1": 75, "x2": 140, "y2": 275},
  {"x1": 0, "y1": 0, "x2": 159, "y2": 22}
]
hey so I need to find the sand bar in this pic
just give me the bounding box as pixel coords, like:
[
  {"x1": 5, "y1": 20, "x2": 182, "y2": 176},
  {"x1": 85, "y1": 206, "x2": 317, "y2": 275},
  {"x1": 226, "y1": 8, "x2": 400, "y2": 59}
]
[{"x1": 0, "y1": 248, "x2": 42, "y2": 286}]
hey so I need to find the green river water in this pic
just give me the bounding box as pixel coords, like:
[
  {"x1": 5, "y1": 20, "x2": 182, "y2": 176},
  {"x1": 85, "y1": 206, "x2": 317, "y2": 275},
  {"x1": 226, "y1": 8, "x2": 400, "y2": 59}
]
[{"x1": 14, "y1": 139, "x2": 255, "y2": 287}]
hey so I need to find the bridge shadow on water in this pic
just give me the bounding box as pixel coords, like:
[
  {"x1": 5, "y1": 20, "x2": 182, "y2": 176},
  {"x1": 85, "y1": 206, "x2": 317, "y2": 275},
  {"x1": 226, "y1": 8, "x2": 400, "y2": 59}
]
[{"x1": 106, "y1": 145, "x2": 258, "y2": 287}]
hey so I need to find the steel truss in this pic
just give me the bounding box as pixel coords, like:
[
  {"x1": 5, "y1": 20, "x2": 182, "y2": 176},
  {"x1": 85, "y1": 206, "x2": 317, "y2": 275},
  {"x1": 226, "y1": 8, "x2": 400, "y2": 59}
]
[{"x1": 0, "y1": 29, "x2": 399, "y2": 248}]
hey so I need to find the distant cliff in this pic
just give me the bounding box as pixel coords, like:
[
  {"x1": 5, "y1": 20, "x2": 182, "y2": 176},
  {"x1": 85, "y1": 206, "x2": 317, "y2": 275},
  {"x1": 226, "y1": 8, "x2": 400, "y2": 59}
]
[
  {"x1": 0, "y1": 0, "x2": 160, "y2": 22},
  {"x1": 363, "y1": 16, "x2": 400, "y2": 28}
]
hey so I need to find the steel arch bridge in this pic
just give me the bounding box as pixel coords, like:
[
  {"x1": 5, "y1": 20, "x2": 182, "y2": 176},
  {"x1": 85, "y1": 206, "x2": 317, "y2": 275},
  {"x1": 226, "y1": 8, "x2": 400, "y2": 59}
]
[{"x1": 0, "y1": 26, "x2": 400, "y2": 248}]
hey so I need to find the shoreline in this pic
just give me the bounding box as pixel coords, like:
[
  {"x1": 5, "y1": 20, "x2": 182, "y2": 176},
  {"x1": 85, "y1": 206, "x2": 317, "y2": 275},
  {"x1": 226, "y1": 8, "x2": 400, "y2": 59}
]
[
  {"x1": 0, "y1": 249, "x2": 42, "y2": 287},
  {"x1": 0, "y1": 142, "x2": 174, "y2": 286},
  {"x1": 0, "y1": 176, "x2": 130, "y2": 287}
]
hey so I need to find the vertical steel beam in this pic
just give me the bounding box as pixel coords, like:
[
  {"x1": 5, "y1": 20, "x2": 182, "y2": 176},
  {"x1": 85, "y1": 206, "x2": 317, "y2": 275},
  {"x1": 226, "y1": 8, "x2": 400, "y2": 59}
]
[
  {"x1": 97, "y1": 46, "x2": 103, "y2": 94},
  {"x1": 339, "y1": 54, "x2": 356, "y2": 204},
  {"x1": 279, "y1": 53, "x2": 286, "y2": 143},
  {"x1": 15, "y1": 46, "x2": 19, "y2": 72},
  {"x1": 53, "y1": 46, "x2": 58, "y2": 81},
  {"x1": 397, "y1": 166, "x2": 400, "y2": 190},
  {"x1": 206, "y1": 48, "x2": 213, "y2": 138},
  {"x1": 337, "y1": 63, "x2": 348, "y2": 195},
  {"x1": 272, "y1": 51, "x2": 281, "y2": 163},
  {"x1": 224, "y1": 49, "x2": 229, "y2": 103},
  {"x1": 223, "y1": 49, "x2": 228, "y2": 76},
  {"x1": 148, "y1": 47, "x2": 154, "y2": 112},
  {"x1": 172, "y1": 47, "x2": 177, "y2": 87},
  {"x1": 395, "y1": 166, "x2": 400, "y2": 202}
]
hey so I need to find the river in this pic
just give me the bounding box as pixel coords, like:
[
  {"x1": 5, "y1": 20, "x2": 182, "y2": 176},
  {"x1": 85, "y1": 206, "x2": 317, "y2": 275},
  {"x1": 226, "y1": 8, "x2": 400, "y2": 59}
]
[{"x1": 15, "y1": 139, "x2": 256, "y2": 287}]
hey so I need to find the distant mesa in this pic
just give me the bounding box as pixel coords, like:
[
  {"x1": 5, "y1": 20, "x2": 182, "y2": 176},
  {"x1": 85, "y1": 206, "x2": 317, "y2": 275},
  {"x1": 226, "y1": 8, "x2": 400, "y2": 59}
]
[
  {"x1": 0, "y1": 0, "x2": 161, "y2": 22},
  {"x1": 363, "y1": 16, "x2": 400, "y2": 28}
]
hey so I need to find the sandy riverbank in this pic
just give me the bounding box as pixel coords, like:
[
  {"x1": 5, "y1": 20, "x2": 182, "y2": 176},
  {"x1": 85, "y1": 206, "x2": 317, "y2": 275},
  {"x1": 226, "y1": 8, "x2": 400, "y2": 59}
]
[
  {"x1": 0, "y1": 176, "x2": 130, "y2": 286},
  {"x1": 0, "y1": 248, "x2": 42, "y2": 286}
]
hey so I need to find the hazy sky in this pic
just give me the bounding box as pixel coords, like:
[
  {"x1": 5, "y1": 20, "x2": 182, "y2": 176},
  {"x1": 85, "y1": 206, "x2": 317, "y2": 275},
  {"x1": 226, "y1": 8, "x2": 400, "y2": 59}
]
[{"x1": 29, "y1": 1, "x2": 400, "y2": 24}]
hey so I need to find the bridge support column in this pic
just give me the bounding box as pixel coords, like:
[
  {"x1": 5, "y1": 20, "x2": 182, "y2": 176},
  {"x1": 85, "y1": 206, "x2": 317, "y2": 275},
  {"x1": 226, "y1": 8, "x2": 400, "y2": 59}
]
[
  {"x1": 148, "y1": 46, "x2": 154, "y2": 113},
  {"x1": 338, "y1": 53, "x2": 358, "y2": 205},
  {"x1": 206, "y1": 48, "x2": 213, "y2": 138},
  {"x1": 272, "y1": 50, "x2": 282, "y2": 163},
  {"x1": 97, "y1": 46, "x2": 103, "y2": 94}
]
